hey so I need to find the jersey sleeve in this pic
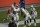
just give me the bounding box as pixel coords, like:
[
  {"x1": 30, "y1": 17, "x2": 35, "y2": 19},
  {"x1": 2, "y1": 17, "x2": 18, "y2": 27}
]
[
  {"x1": 33, "y1": 8, "x2": 36, "y2": 11},
  {"x1": 11, "y1": 4, "x2": 14, "y2": 8}
]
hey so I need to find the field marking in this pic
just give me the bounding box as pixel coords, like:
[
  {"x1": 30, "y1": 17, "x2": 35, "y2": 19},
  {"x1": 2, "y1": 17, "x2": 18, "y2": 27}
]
[
  {"x1": 19, "y1": 19, "x2": 40, "y2": 25},
  {"x1": 0, "y1": 19, "x2": 40, "y2": 27}
]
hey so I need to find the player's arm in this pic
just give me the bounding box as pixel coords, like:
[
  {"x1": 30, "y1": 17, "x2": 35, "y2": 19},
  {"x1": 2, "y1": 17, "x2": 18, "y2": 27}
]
[{"x1": 11, "y1": 4, "x2": 15, "y2": 13}]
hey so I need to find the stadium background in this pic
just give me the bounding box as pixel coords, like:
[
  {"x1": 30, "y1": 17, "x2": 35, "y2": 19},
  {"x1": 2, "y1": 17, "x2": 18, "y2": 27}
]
[{"x1": 0, "y1": 0, "x2": 40, "y2": 7}]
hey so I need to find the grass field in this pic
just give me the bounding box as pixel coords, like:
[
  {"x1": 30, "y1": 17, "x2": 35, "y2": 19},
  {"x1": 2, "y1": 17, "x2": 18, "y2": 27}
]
[
  {"x1": 19, "y1": 23, "x2": 40, "y2": 27},
  {"x1": 0, "y1": 7, "x2": 40, "y2": 27}
]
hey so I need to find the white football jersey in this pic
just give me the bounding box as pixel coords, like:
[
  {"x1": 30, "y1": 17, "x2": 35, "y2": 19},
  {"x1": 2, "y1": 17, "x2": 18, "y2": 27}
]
[
  {"x1": 13, "y1": 8, "x2": 20, "y2": 12},
  {"x1": 12, "y1": 4, "x2": 15, "y2": 8},
  {"x1": 31, "y1": 11, "x2": 37, "y2": 18},
  {"x1": 31, "y1": 8, "x2": 36, "y2": 11},
  {"x1": 33, "y1": 11, "x2": 37, "y2": 16},
  {"x1": 12, "y1": 4, "x2": 20, "y2": 12}
]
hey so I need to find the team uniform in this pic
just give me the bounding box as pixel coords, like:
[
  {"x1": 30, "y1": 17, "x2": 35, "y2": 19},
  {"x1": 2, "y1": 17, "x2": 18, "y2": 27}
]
[
  {"x1": 30, "y1": 7, "x2": 37, "y2": 19},
  {"x1": 12, "y1": 5, "x2": 20, "y2": 27},
  {"x1": 20, "y1": 0, "x2": 25, "y2": 18},
  {"x1": 31, "y1": 11, "x2": 37, "y2": 19},
  {"x1": 21, "y1": 8, "x2": 31, "y2": 20},
  {"x1": 7, "y1": 8, "x2": 17, "y2": 27},
  {"x1": 30, "y1": 7, "x2": 36, "y2": 14},
  {"x1": 30, "y1": 5, "x2": 37, "y2": 26},
  {"x1": 8, "y1": 8, "x2": 14, "y2": 18},
  {"x1": 30, "y1": 7, "x2": 37, "y2": 18},
  {"x1": 20, "y1": 0, "x2": 25, "y2": 9},
  {"x1": 12, "y1": 4, "x2": 20, "y2": 21},
  {"x1": 21, "y1": 8, "x2": 31, "y2": 27},
  {"x1": 3, "y1": 8, "x2": 14, "y2": 21},
  {"x1": 4, "y1": 4, "x2": 20, "y2": 27}
]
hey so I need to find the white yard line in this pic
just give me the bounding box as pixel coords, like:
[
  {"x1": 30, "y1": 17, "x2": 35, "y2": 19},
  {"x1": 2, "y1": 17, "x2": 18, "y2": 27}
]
[
  {"x1": 19, "y1": 19, "x2": 40, "y2": 25},
  {"x1": 0, "y1": 19, "x2": 40, "y2": 27}
]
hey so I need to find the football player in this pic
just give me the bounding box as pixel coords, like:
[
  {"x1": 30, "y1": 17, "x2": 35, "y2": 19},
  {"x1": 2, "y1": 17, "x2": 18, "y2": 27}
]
[
  {"x1": 19, "y1": 0, "x2": 25, "y2": 18},
  {"x1": 3, "y1": 3, "x2": 16, "y2": 22},
  {"x1": 12, "y1": 4, "x2": 20, "y2": 27},
  {"x1": 21, "y1": 8, "x2": 31, "y2": 27},
  {"x1": 30, "y1": 5, "x2": 37, "y2": 26},
  {"x1": 3, "y1": 8, "x2": 13, "y2": 21}
]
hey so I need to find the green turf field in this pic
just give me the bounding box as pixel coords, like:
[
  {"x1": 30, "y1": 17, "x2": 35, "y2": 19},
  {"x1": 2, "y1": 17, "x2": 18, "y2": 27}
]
[
  {"x1": 19, "y1": 23, "x2": 40, "y2": 27},
  {"x1": 0, "y1": 7, "x2": 40, "y2": 27},
  {"x1": 0, "y1": 7, "x2": 40, "y2": 23}
]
